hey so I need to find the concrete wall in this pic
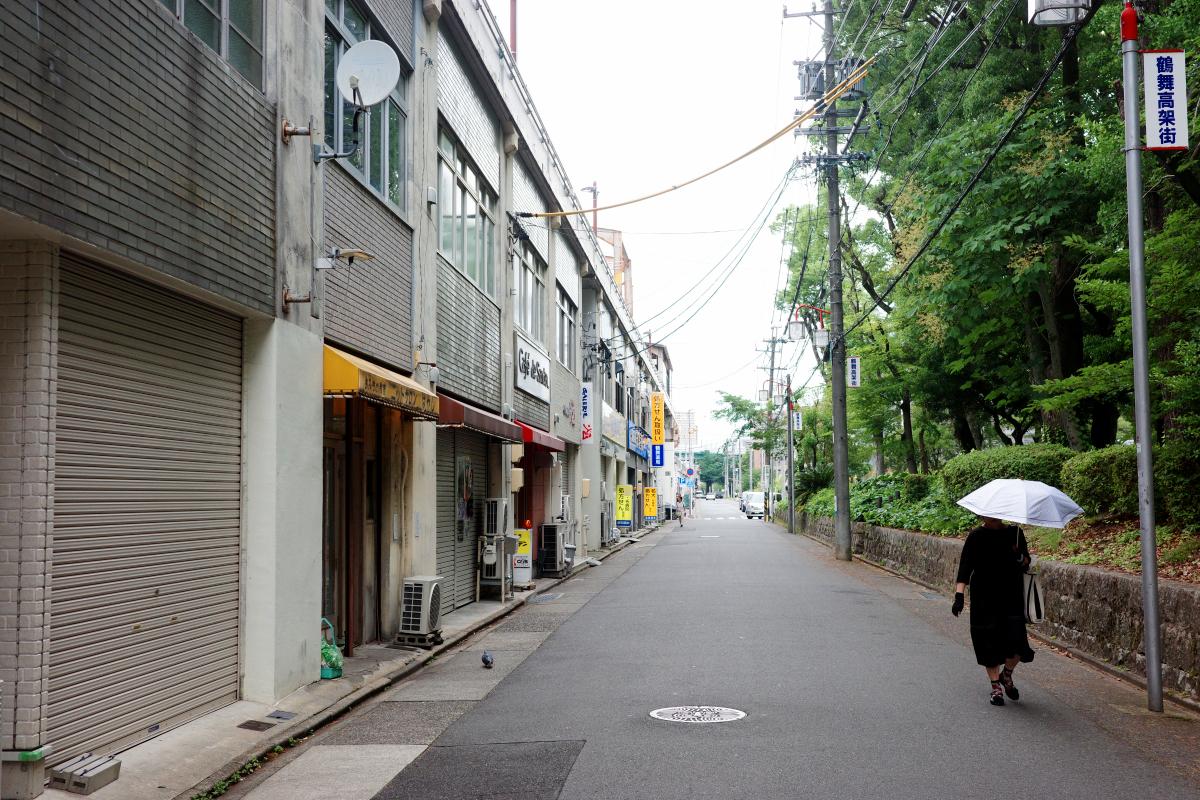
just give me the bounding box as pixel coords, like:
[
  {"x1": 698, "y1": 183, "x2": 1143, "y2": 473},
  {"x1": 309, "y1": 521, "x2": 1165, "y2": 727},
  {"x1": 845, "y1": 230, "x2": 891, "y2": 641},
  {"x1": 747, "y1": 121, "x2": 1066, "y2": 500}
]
[
  {"x1": 0, "y1": 1, "x2": 276, "y2": 313},
  {"x1": 799, "y1": 515, "x2": 1200, "y2": 700}
]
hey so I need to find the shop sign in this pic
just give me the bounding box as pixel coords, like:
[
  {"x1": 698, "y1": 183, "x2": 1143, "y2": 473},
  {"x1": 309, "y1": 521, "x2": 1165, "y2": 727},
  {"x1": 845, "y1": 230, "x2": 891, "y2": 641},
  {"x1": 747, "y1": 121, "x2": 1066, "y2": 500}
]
[
  {"x1": 651, "y1": 444, "x2": 664, "y2": 467},
  {"x1": 1144, "y1": 50, "x2": 1188, "y2": 151},
  {"x1": 650, "y1": 392, "x2": 665, "y2": 444},
  {"x1": 628, "y1": 421, "x2": 650, "y2": 459},
  {"x1": 615, "y1": 484, "x2": 633, "y2": 528},
  {"x1": 515, "y1": 333, "x2": 551, "y2": 402},
  {"x1": 513, "y1": 528, "x2": 533, "y2": 584},
  {"x1": 580, "y1": 385, "x2": 594, "y2": 445},
  {"x1": 602, "y1": 401, "x2": 624, "y2": 445},
  {"x1": 643, "y1": 487, "x2": 658, "y2": 520}
]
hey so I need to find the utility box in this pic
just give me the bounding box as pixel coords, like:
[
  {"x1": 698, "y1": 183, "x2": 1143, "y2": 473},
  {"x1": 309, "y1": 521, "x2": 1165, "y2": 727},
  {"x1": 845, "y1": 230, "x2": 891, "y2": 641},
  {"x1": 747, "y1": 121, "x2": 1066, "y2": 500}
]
[{"x1": 48, "y1": 754, "x2": 121, "y2": 795}]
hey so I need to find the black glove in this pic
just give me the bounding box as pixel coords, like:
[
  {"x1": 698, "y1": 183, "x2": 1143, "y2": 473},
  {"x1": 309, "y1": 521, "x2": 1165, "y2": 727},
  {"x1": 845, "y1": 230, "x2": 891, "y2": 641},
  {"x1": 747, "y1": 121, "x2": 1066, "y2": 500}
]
[{"x1": 951, "y1": 592, "x2": 965, "y2": 617}]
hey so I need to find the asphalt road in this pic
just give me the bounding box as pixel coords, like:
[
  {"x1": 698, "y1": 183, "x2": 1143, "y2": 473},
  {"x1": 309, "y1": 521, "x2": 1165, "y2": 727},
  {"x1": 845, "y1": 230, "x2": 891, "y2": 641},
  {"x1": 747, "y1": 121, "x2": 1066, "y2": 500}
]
[{"x1": 239, "y1": 498, "x2": 1200, "y2": 800}]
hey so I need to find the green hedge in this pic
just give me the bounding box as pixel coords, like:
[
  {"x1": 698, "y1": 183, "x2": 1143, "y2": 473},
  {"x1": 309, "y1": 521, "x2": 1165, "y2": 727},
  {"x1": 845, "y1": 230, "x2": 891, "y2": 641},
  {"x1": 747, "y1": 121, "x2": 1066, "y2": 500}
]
[
  {"x1": 941, "y1": 444, "x2": 1075, "y2": 501},
  {"x1": 1158, "y1": 442, "x2": 1200, "y2": 530},
  {"x1": 1059, "y1": 445, "x2": 1138, "y2": 516},
  {"x1": 802, "y1": 474, "x2": 975, "y2": 536}
]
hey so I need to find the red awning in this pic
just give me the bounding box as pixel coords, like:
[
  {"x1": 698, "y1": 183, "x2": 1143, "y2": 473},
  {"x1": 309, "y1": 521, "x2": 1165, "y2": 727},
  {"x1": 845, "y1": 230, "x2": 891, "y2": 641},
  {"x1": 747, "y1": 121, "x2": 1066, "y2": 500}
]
[
  {"x1": 436, "y1": 394, "x2": 523, "y2": 442},
  {"x1": 515, "y1": 421, "x2": 566, "y2": 452}
]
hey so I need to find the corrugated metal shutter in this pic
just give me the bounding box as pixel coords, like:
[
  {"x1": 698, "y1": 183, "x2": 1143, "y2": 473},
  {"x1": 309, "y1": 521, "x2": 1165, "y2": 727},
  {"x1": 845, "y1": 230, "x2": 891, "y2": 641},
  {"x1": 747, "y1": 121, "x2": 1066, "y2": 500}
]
[
  {"x1": 454, "y1": 432, "x2": 488, "y2": 609},
  {"x1": 50, "y1": 257, "x2": 242, "y2": 762},
  {"x1": 435, "y1": 428, "x2": 457, "y2": 617}
]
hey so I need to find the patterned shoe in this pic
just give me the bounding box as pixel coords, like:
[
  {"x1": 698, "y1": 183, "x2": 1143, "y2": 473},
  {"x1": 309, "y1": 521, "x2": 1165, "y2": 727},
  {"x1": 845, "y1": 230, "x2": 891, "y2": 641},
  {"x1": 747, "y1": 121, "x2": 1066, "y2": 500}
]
[
  {"x1": 990, "y1": 680, "x2": 1006, "y2": 706},
  {"x1": 999, "y1": 667, "x2": 1019, "y2": 701}
]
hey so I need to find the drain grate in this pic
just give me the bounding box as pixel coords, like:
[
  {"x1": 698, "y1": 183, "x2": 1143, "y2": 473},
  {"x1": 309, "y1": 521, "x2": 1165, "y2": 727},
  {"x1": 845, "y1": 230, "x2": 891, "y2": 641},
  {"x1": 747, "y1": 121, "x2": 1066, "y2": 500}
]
[
  {"x1": 237, "y1": 720, "x2": 275, "y2": 732},
  {"x1": 649, "y1": 706, "x2": 746, "y2": 724},
  {"x1": 528, "y1": 593, "x2": 563, "y2": 605}
]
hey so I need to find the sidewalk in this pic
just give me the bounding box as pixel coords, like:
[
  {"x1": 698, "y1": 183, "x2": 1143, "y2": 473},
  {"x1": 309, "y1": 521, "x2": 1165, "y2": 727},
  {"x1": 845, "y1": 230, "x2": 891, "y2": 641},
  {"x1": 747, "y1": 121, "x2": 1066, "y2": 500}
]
[{"x1": 40, "y1": 527, "x2": 658, "y2": 800}]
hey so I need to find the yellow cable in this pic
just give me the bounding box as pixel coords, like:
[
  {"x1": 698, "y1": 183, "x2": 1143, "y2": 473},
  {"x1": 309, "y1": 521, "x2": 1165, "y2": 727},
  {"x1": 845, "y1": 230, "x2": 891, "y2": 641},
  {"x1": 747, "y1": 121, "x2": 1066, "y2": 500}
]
[{"x1": 520, "y1": 58, "x2": 875, "y2": 220}]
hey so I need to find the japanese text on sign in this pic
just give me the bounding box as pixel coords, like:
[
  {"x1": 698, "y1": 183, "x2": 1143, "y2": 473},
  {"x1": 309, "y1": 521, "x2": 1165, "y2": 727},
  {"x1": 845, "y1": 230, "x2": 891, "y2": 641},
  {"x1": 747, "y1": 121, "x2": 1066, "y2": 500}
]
[
  {"x1": 615, "y1": 484, "x2": 633, "y2": 527},
  {"x1": 848, "y1": 356, "x2": 861, "y2": 388},
  {"x1": 1143, "y1": 50, "x2": 1188, "y2": 151},
  {"x1": 643, "y1": 488, "x2": 658, "y2": 520},
  {"x1": 650, "y1": 393, "x2": 665, "y2": 445}
]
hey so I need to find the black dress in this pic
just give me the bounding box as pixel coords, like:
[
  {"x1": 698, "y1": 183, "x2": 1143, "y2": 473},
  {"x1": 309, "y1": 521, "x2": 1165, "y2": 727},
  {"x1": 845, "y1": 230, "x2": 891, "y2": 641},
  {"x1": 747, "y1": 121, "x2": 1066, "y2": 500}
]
[{"x1": 955, "y1": 525, "x2": 1035, "y2": 667}]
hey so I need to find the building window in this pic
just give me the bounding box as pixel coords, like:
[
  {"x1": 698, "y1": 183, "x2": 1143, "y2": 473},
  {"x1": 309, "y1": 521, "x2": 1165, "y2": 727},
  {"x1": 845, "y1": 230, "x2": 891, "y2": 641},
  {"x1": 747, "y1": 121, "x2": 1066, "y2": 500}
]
[
  {"x1": 161, "y1": 0, "x2": 264, "y2": 88},
  {"x1": 515, "y1": 242, "x2": 546, "y2": 341},
  {"x1": 438, "y1": 130, "x2": 498, "y2": 296},
  {"x1": 324, "y1": 0, "x2": 408, "y2": 209},
  {"x1": 556, "y1": 286, "x2": 577, "y2": 372}
]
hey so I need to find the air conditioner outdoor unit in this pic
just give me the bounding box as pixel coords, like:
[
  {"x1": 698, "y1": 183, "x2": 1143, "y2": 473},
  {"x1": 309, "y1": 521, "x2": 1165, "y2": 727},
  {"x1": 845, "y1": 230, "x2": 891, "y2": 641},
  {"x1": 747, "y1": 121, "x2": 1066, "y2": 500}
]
[
  {"x1": 484, "y1": 498, "x2": 508, "y2": 537},
  {"x1": 539, "y1": 523, "x2": 566, "y2": 577},
  {"x1": 400, "y1": 576, "x2": 442, "y2": 640}
]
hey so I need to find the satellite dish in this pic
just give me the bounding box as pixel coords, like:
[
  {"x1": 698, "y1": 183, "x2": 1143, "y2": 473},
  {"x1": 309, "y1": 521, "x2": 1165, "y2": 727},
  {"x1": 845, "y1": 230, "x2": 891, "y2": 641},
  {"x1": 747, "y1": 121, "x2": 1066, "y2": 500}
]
[{"x1": 336, "y1": 40, "x2": 401, "y2": 107}]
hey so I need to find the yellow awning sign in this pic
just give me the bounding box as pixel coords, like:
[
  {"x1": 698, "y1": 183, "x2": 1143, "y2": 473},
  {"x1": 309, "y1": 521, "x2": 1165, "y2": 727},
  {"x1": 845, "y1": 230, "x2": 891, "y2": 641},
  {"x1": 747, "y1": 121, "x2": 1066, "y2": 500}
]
[{"x1": 323, "y1": 345, "x2": 439, "y2": 420}]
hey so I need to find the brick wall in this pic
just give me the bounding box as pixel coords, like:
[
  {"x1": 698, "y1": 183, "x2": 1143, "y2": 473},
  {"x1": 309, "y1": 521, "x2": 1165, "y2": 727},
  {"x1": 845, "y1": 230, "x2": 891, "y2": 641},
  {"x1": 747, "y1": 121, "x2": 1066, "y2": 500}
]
[
  {"x1": 513, "y1": 388, "x2": 549, "y2": 432},
  {"x1": 435, "y1": 257, "x2": 501, "y2": 411},
  {"x1": 0, "y1": 2, "x2": 276, "y2": 312},
  {"x1": 323, "y1": 167, "x2": 415, "y2": 370},
  {"x1": 513, "y1": 161, "x2": 549, "y2": 262},
  {"x1": 0, "y1": 242, "x2": 57, "y2": 751},
  {"x1": 436, "y1": 30, "x2": 500, "y2": 189}
]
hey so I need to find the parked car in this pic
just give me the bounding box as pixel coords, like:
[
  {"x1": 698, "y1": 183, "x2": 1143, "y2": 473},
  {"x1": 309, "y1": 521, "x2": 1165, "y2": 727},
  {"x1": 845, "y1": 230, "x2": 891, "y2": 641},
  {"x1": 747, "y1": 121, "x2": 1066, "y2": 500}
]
[
  {"x1": 744, "y1": 491, "x2": 765, "y2": 519},
  {"x1": 705, "y1": 493, "x2": 715, "y2": 500}
]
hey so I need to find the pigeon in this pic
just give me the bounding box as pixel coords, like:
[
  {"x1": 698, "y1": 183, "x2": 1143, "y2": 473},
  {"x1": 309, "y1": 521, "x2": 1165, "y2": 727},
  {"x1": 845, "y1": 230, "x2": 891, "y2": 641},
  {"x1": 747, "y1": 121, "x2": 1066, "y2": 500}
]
[{"x1": 481, "y1": 650, "x2": 494, "y2": 669}]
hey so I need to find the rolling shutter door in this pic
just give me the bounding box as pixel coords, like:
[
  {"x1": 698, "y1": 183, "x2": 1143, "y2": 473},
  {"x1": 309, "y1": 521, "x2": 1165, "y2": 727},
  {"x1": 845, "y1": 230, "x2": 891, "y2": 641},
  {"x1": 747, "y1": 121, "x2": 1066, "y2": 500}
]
[
  {"x1": 435, "y1": 428, "x2": 457, "y2": 617},
  {"x1": 454, "y1": 432, "x2": 488, "y2": 609},
  {"x1": 50, "y1": 257, "x2": 242, "y2": 761}
]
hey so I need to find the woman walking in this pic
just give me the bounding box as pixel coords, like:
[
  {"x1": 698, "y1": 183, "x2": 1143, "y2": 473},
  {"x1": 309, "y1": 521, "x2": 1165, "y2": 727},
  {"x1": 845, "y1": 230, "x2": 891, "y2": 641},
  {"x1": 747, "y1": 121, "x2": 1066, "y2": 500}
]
[{"x1": 952, "y1": 516, "x2": 1034, "y2": 706}]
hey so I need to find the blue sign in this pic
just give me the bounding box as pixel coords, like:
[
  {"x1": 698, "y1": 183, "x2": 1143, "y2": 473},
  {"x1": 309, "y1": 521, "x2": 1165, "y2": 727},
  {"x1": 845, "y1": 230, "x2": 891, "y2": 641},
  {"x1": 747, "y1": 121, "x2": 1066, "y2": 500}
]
[
  {"x1": 627, "y1": 420, "x2": 650, "y2": 459},
  {"x1": 651, "y1": 444, "x2": 664, "y2": 467}
]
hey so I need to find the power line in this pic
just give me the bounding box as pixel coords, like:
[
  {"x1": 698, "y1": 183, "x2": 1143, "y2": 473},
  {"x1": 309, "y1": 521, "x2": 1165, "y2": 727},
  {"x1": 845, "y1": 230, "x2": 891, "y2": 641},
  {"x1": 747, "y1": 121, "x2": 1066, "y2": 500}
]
[{"x1": 840, "y1": 7, "x2": 1098, "y2": 341}]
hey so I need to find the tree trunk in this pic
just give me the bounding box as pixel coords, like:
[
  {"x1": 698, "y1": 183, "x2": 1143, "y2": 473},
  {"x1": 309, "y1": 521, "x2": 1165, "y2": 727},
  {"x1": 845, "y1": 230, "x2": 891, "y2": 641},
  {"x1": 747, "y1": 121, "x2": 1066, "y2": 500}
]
[
  {"x1": 900, "y1": 389, "x2": 918, "y2": 473},
  {"x1": 992, "y1": 414, "x2": 1013, "y2": 446},
  {"x1": 1037, "y1": 277, "x2": 1085, "y2": 449},
  {"x1": 919, "y1": 428, "x2": 931, "y2": 474},
  {"x1": 873, "y1": 431, "x2": 885, "y2": 476},
  {"x1": 952, "y1": 410, "x2": 976, "y2": 452}
]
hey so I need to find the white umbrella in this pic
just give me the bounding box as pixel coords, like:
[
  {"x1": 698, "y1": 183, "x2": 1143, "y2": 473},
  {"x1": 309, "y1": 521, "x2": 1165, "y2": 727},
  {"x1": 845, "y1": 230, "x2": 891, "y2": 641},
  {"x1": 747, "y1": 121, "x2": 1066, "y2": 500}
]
[{"x1": 956, "y1": 478, "x2": 1084, "y2": 529}]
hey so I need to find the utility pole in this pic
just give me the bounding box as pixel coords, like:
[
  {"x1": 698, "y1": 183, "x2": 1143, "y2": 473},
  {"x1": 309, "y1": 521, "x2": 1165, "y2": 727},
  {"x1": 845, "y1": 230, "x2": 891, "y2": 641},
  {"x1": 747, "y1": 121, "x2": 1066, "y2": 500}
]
[
  {"x1": 767, "y1": 327, "x2": 778, "y2": 519},
  {"x1": 824, "y1": 0, "x2": 852, "y2": 561},
  {"x1": 581, "y1": 182, "x2": 599, "y2": 233},
  {"x1": 786, "y1": 373, "x2": 796, "y2": 534},
  {"x1": 1120, "y1": 1, "x2": 1163, "y2": 713}
]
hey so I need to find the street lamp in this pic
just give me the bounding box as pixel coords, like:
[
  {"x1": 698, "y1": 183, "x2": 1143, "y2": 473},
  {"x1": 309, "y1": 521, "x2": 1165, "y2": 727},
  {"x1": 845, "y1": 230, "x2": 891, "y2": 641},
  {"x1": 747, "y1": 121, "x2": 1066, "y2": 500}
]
[{"x1": 1028, "y1": 0, "x2": 1090, "y2": 26}]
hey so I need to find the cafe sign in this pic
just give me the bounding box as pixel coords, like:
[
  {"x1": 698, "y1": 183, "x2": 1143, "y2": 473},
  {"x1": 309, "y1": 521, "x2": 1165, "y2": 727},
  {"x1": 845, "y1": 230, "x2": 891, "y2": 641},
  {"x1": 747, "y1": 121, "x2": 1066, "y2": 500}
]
[{"x1": 515, "y1": 332, "x2": 551, "y2": 402}]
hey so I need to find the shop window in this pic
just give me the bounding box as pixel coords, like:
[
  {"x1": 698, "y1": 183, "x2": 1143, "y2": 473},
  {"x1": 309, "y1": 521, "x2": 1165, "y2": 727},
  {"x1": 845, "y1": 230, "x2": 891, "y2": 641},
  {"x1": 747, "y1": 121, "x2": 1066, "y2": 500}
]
[
  {"x1": 324, "y1": 0, "x2": 409, "y2": 210},
  {"x1": 438, "y1": 130, "x2": 498, "y2": 296},
  {"x1": 161, "y1": 0, "x2": 264, "y2": 88}
]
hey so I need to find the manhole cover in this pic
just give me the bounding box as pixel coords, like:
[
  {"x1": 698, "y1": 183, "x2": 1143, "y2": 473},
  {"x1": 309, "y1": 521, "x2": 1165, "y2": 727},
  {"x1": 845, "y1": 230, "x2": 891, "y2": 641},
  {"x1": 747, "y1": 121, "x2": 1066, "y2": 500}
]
[
  {"x1": 237, "y1": 720, "x2": 275, "y2": 731},
  {"x1": 529, "y1": 593, "x2": 563, "y2": 605},
  {"x1": 649, "y1": 706, "x2": 746, "y2": 724}
]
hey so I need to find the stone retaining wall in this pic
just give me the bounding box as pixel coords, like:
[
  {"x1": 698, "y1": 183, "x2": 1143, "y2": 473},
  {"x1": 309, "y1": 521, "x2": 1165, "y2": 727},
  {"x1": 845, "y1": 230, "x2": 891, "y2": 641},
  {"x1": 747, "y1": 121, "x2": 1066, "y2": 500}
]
[{"x1": 798, "y1": 513, "x2": 1200, "y2": 700}]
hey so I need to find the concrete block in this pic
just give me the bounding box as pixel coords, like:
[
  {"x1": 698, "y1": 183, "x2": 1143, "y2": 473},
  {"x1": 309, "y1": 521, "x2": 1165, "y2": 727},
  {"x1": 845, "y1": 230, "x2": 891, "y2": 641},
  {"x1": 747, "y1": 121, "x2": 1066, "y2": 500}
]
[{"x1": 1, "y1": 757, "x2": 45, "y2": 800}]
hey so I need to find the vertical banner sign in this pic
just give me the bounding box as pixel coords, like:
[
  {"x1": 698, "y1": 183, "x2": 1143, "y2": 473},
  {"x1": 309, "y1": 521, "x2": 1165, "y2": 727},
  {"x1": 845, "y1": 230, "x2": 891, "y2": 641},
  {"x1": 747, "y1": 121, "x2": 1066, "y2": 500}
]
[
  {"x1": 793, "y1": 411, "x2": 803, "y2": 430},
  {"x1": 580, "y1": 385, "x2": 594, "y2": 445},
  {"x1": 848, "y1": 357, "x2": 861, "y2": 388},
  {"x1": 1144, "y1": 50, "x2": 1188, "y2": 151},
  {"x1": 615, "y1": 485, "x2": 633, "y2": 528},
  {"x1": 643, "y1": 487, "x2": 658, "y2": 520},
  {"x1": 650, "y1": 392, "x2": 666, "y2": 467},
  {"x1": 512, "y1": 528, "x2": 533, "y2": 585}
]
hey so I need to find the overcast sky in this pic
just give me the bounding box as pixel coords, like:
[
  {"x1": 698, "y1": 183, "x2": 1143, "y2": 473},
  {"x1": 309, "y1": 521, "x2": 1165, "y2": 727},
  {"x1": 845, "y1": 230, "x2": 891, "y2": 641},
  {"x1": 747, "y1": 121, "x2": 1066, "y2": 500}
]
[{"x1": 488, "y1": 0, "x2": 827, "y2": 451}]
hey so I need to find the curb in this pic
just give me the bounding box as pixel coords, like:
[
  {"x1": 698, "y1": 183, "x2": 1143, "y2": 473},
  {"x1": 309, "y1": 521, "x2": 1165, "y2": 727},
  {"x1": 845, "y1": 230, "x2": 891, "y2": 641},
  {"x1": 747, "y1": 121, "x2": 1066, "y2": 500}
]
[
  {"x1": 784, "y1": 522, "x2": 1200, "y2": 717},
  {"x1": 178, "y1": 530, "x2": 650, "y2": 800}
]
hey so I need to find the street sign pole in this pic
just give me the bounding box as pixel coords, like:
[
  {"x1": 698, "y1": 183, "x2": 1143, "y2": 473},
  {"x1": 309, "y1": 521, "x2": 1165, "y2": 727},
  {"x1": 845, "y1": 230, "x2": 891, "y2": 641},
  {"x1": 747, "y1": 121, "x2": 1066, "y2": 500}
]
[
  {"x1": 786, "y1": 373, "x2": 795, "y2": 535},
  {"x1": 1120, "y1": 2, "x2": 1163, "y2": 713}
]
